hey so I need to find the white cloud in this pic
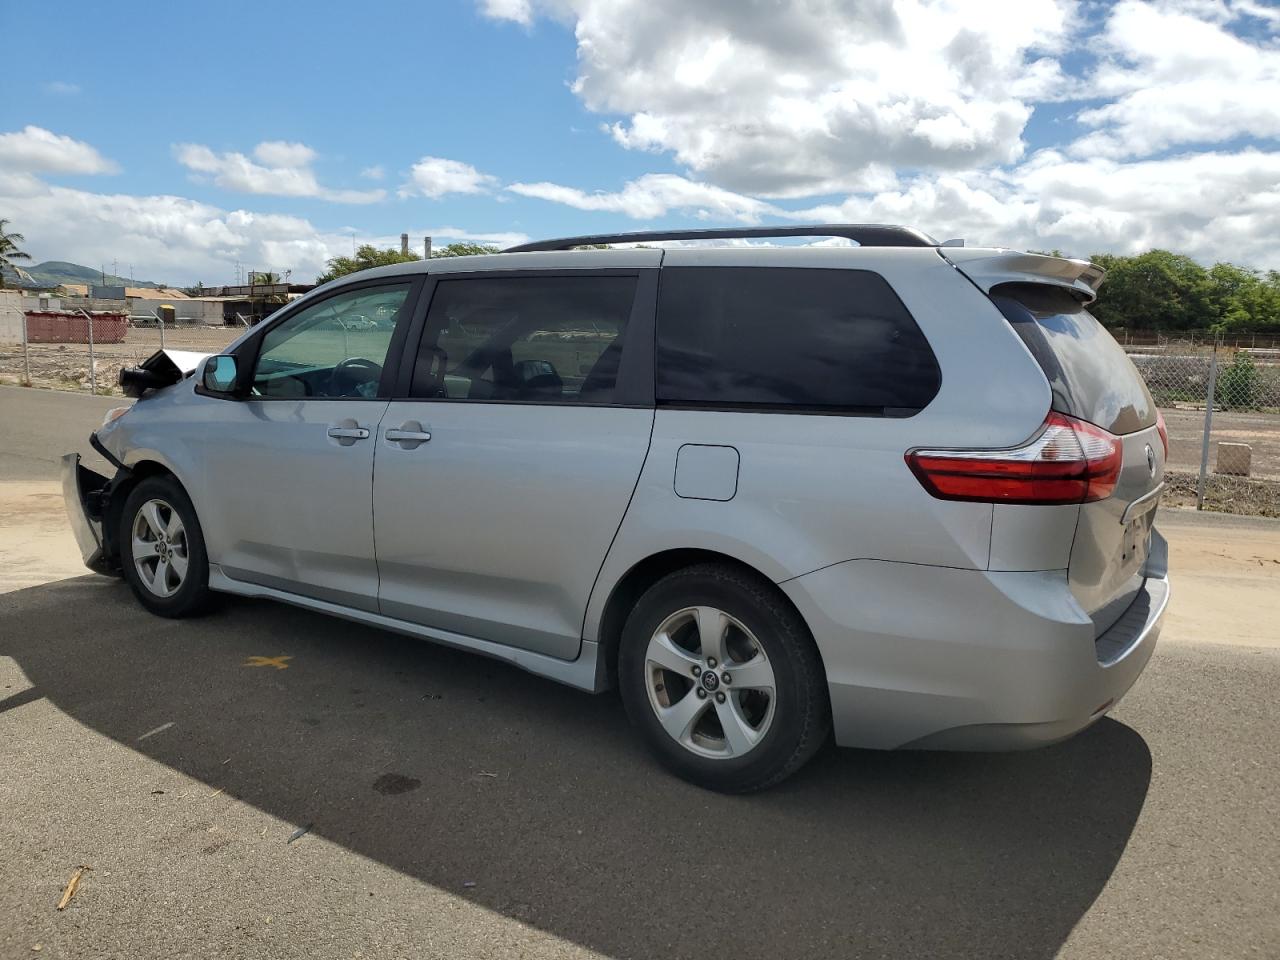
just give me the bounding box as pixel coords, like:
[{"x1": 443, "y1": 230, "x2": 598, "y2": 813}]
[
  {"x1": 399, "y1": 156, "x2": 498, "y2": 199},
  {"x1": 1074, "y1": 0, "x2": 1280, "y2": 158},
  {"x1": 479, "y1": 0, "x2": 534, "y2": 24},
  {"x1": 0, "y1": 126, "x2": 117, "y2": 175},
  {"x1": 174, "y1": 140, "x2": 385, "y2": 204},
  {"x1": 789, "y1": 148, "x2": 1280, "y2": 268},
  {"x1": 44, "y1": 80, "x2": 81, "y2": 96},
  {"x1": 360, "y1": 164, "x2": 386, "y2": 181},
  {"x1": 496, "y1": 0, "x2": 1077, "y2": 197},
  {"x1": 0, "y1": 177, "x2": 349, "y2": 283},
  {"x1": 381, "y1": 226, "x2": 531, "y2": 249},
  {"x1": 251, "y1": 140, "x2": 317, "y2": 168},
  {"x1": 509, "y1": 173, "x2": 778, "y2": 222}
]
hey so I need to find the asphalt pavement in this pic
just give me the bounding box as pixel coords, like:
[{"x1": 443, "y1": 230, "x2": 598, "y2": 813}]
[{"x1": 1, "y1": 384, "x2": 1278, "y2": 959}]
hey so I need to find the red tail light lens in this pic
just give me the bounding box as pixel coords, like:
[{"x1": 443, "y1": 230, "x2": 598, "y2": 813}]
[
  {"x1": 1156, "y1": 410, "x2": 1168, "y2": 458},
  {"x1": 906, "y1": 412, "x2": 1123, "y2": 505}
]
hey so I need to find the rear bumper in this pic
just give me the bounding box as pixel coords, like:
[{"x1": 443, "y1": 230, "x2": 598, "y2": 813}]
[
  {"x1": 783, "y1": 533, "x2": 1169, "y2": 751},
  {"x1": 61, "y1": 452, "x2": 112, "y2": 573}
]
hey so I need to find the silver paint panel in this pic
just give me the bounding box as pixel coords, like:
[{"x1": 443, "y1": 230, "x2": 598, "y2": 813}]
[
  {"x1": 198, "y1": 397, "x2": 388, "y2": 612},
  {"x1": 373, "y1": 402, "x2": 654, "y2": 659}
]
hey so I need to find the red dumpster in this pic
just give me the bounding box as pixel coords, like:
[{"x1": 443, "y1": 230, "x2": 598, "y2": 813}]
[{"x1": 23, "y1": 311, "x2": 128, "y2": 344}]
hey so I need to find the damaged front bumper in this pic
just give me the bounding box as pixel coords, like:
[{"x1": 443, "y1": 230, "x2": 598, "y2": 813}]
[{"x1": 61, "y1": 452, "x2": 115, "y2": 573}]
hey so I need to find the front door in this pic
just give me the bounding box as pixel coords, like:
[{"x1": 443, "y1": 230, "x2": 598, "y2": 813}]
[
  {"x1": 199, "y1": 278, "x2": 420, "y2": 611},
  {"x1": 373, "y1": 268, "x2": 658, "y2": 658}
]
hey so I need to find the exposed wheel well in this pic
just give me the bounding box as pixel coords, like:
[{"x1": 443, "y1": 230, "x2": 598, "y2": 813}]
[{"x1": 596, "y1": 549, "x2": 821, "y2": 689}]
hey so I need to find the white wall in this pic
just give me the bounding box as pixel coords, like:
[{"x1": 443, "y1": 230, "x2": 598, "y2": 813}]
[
  {"x1": 127, "y1": 297, "x2": 224, "y2": 324},
  {"x1": 0, "y1": 289, "x2": 23, "y2": 342}
]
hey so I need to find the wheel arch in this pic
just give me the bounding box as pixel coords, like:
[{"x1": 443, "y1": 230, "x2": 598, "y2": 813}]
[
  {"x1": 594, "y1": 548, "x2": 825, "y2": 689},
  {"x1": 102, "y1": 459, "x2": 185, "y2": 567}
]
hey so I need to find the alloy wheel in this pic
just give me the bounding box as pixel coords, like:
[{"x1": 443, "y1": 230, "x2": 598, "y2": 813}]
[
  {"x1": 131, "y1": 498, "x2": 189, "y2": 598},
  {"x1": 643, "y1": 605, "x2": 777, "y2": 759}
]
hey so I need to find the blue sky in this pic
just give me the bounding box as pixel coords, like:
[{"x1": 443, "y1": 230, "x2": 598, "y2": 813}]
[{"x1": 2, "y1": 0, "x2": 1278, "y2": 283}]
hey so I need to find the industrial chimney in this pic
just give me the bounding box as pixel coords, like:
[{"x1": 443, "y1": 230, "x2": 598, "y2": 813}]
[
  {"x1": 423, "y1": 236, "x2": 432, "y2": 259},
  {"x1": 400, "y1": 233, "x2": 409, "y2": 256}
]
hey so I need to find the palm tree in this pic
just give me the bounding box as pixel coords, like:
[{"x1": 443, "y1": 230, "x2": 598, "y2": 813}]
[{"x1": 0, "y1": 218, "x2": 32, "y2": 289}]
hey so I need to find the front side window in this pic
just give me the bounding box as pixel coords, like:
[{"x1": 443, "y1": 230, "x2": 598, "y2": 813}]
[
  {"x1": 410, "y1": 275, "x2": 637, "y2": 403},
  {"x1": 251, "y1": 283, "x2": 412, "y2": 399},
  {"x1": 656, "y1": 267, "x2": 941, "y2": 414}
]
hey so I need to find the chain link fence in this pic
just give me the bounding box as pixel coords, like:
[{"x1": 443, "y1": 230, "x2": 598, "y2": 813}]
[
  {"x1": 1, "y1": 312, "x2": 242, "y2": 397},
  {"x1": 1128, "y1": 341, "x2": 1280, "y2": 517}
]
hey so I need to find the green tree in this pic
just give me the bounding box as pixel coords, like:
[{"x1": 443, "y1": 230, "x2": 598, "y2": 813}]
[
  {"x1": 430, "y1": 242, "x2": 500, "y2": 258},
  {"x1": 1089, "y1": 250, "x2": 1213, "y2": 331},
  {"x1": 316, "y1": 244, "x2": 422, "y2": 283},
  {"x1": 0, "y1": 218, "x2": 32, "y2": 289}
]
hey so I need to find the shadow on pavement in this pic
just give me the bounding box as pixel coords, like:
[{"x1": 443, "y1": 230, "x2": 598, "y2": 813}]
[{"x1": 2, "y1": 576, "x2": 1152, "y2": 960}]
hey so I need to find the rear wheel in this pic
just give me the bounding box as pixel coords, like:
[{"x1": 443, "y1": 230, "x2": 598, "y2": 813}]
[
  {"x1": 119, "y1": 476, "x2": 212, "y2": 617},
  {"x1": 618, "y1": 563, "x2": 830, "y2": 792}
]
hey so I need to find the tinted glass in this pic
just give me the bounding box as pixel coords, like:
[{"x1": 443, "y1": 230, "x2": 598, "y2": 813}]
[
  {"x1": 252, "y1": 283, "x2": 411, "y2": 399},
  {"x1": 993, "y1": 282, "x2": 1156, "y2": 435},
  {"x1": 656, "y1": 267, "x2": 940, "y2": 414},
  {"x1": 411, "y1": 276, "x2": 637, "y2": 403}
]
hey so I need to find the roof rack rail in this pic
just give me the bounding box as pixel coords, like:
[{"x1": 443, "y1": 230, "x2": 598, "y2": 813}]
[{"x1": 502, "y1": 224, "x2": 938, "y2": 253}]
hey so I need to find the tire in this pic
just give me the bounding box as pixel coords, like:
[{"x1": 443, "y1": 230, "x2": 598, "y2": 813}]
[
  {"x1": 618, "y1": 563, "x2": 830, "y2": 793},
  {"x1": 119, "y1": 475, "x2": 212, "y2": 618}
]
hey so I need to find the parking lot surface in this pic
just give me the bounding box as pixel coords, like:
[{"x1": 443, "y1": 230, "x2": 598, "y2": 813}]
[{"x1": 1, "y1": 385, "x2": 1277, "y2": 959}]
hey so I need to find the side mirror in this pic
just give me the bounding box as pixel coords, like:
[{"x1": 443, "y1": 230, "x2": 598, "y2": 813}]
[{"x1": 202, "y1": 355, "x2": 240, "y2": 394}]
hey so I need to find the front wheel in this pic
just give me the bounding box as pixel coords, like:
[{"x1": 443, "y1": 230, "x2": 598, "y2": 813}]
[
  {"x1": 618, "y1": 563, "x2": 830, "y2": 793},
  {"x1": 119, "y1": 475, "x2": 212, "y2": 618}
]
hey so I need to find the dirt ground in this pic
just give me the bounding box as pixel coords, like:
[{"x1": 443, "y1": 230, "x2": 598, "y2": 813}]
[{"x1": 0, "y1": 326, "x2": 241, "y2": 394}]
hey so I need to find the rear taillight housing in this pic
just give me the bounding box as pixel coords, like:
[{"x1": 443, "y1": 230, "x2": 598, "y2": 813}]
[
  {"x1": 906, "y1": 412, "x2": 1123, "y2": 505},
  {"x1": 1156, "y1": 410, "x2": 1168, "y2": 458}
]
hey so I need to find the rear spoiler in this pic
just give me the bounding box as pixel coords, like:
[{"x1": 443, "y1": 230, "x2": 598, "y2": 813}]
[
  {"x1": 940, "y1": 248, "x2": 1105, "y2": 305},
  {"x1": 119, "y1": 349, "x2": 212, "y2": 398}
]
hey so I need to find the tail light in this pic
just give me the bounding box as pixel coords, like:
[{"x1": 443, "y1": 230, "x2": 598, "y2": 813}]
[
  {"x1": 906, "y1": 412, "x2": 1123, "y2": 505},
  {"x1": 1156, "y1": 410, "x2": 1168, "y2": 458}
]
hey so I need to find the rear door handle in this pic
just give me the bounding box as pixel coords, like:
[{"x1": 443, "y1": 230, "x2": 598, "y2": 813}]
[{"x1": 385, "y1": 421, "x2": 431, "y2": 448}]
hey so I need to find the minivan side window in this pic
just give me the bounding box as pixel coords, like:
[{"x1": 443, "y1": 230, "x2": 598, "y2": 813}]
[
  {"x1": 656, "y1": 267, "x2": 941, "y2": 414},
  {"x1": 251, "y1": 283, "x2": 412, "y2": 399},
  {"x1": 410, "y1": 275, "x2": 638, "y2": 404}
]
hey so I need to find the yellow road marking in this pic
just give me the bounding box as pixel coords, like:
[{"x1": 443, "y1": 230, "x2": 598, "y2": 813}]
[{"x1": 243, "y1": 655, "x2": 292, "y2": 670}]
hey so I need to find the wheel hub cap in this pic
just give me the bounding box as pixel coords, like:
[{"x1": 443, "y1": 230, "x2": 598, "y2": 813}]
[
  {"x1": 131, "y1": 498, "x2": 188, "y2": 599},
  {"x1": 643, "y1": 605, "x2": 777, "y2": 760}
]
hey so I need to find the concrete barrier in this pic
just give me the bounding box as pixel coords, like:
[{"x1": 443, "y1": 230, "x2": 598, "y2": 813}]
[{"x1": 1215, "y1": 442, "x2": 1252, "y2": 477}]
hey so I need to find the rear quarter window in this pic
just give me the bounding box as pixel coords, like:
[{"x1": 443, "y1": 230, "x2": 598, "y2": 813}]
[
  {"x1": 655, "y1": 267, "x2": 940, "y2": 415},
  {"x1": 992, "y1": 282, "x2": 1156, "y2": 435}
]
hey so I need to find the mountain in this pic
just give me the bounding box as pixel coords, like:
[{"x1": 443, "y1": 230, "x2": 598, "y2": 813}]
[{"x1": 21, "y1": 261, "x2": 165, "y2": 290}]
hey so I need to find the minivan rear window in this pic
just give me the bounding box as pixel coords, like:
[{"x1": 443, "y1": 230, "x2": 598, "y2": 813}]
[
  {"x1": 656, "y1": 267, "x2": 940, "y2": 415},
  {"x1": 992, "y1": 282, "x2": 1156, "y2": 435}
]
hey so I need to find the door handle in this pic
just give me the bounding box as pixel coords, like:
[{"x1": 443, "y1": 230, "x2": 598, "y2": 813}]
[
  {"x1": 327, "y1": 420, "x2": 370, "y2": 447},
  {"x1": 385, "y1": 421, "x2": 431, "y2": 448}
]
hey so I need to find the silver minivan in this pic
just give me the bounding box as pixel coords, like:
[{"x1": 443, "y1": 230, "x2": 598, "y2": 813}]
[{"x1": 64, "y1": 225, "x2": 1169, "y2": 792}]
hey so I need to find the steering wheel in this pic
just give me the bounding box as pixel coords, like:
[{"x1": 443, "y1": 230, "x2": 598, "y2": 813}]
[{"x1": 330, "y1": 356, "x2": 383, "y2": 396}]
